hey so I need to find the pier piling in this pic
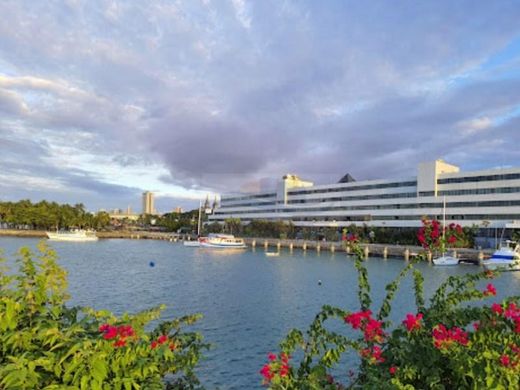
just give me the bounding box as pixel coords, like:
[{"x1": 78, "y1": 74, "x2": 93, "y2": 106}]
[
  {"x1": 364, "y1": 246, "x2": 369, "y2": 259},
  {"x1": 404, "y1": 248, "x2": 410, "y2": 261},
  {"x1": 383, "y1": 247, "x2": 388, "y2": 259}
]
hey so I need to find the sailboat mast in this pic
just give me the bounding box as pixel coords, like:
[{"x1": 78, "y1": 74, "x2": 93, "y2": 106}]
[
  {"x1": 442, "y1": 196, "x2": 446, "y2": 238},
  {"x1": 197, "y1": 200, "x2": 202, "y2": 237}
]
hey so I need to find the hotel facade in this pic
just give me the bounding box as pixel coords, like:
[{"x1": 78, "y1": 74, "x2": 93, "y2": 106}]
[{"x1": 209, "y1": 160, "x2": 520, "y2": 230}]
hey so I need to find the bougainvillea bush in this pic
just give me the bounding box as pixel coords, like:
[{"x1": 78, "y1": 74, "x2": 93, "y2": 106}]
[
  {"x1": 417, "y1": 217, "x2": 467, "y2": 255},
  {"x1": 0, "y1": 243, "x2": 207, "y2": 389},
  {"x1": 261, "y1": 236, "x2": 520, "y2": 389}
]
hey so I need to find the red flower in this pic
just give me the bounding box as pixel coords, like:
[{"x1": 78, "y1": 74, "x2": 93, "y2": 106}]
[
  {"x1": 169, "y1": 342, "x2": 176, "y2": 351},
  {"x1": 491, "y1": 303, "x2": 503, "y2": 315},
  {"x1": 99, "y1": 323, "x2": 110, "y2": 333},
  {"x1": 472, "y1": 322, "x2": 480, "y2": 331},
  {"x1": 102, "y1": 326, "x2": 118, "y2": 340},
  {"x1": 432, "y1": 324, "x2": 468, "y2": 349},
  {"x1": 113, "y1": 338, "x2": 126, "y2": 348},
  {"x1": 151, "y1": 340, "x2": 158, "y2": 349},
  {"x1": 359, "y1": 345, "x2": 385, "y2": 364},
  {"x1": 447, "y1": 235, "x2": 457, "y2": 244},
  {"x1": 268, "y1": 353, "x2": 277, "y2": 361},
  {"x1": 260, "y1": 364, "x2": 273, "y2": 382},
  {"x1": 389, "y1": 366, "x2": 397, "y2": 375},
  {"x1": 157, "y1": 335, "x2": 168, "y2": 344},
  {"x1": 364, "y1": 318, "x2": 384, "y2": 342},
  {"x1": 505, "y1": 303, "x2": 520, "y2": 319},
  {"x1": 344, "y1": 310, "x2": 371, "y2": 330},
  {"x1": 483, "y1": 284, "x2": 497, "y2": 296},
  {"x1": 118, "y1": 325, "x2": 134, "y2": 337},
  {"x1": 500, "y1": 355, "x2": 510, "y2": 367},
  {"x1": 403, "y1": 313, "x2": 423, "y2": 332}
]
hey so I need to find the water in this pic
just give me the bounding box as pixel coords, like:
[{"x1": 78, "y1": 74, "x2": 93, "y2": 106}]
[{"x1": 1, "y1": 237, "x2": 519, "y2": 389}]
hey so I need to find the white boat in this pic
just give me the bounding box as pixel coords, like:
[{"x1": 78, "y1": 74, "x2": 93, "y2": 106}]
[
  {"x1": 46, "y1": 229, "x2": 98, "y2": 242},
  {"x1": 433, "y1": 197, "x2": 459, "y2": 266},
  {"x1": 482, "y1": 240, "x2": 520, "y2": 271},
  {"x1": 200, "y1": 234, "x2": 246, "y2": 249},
  {"x1": 265, "y1": 252, "x2": 280, "y2": 257},
  {"x1": 433, "y1": 255, "x2": 459, "y2": 266}
]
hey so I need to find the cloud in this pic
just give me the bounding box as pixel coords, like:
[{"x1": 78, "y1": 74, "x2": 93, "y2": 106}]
[{"x1": 0, "y1": 0, "x2": 519, "y2": 211}]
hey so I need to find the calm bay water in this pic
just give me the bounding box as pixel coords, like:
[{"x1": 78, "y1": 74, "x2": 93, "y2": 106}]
[{"x1": 1, "y1": 237, "x2": 519, "y2": 389}]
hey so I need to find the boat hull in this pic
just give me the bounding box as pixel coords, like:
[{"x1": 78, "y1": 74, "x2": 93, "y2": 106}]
[
  {"x1": 200, "y1": 242, "x2": 246, "y2": 249},
  {"x1": 46, "y1": 231, "x2": 98, "y2": 242},
  {"x1": 183, "y1": 241, "x2": 201, "y2": 247},
  {"x1": 483, "y1": 247, "x2": 520, "y2": 271},
  {"x1": 433, "y1": 256, "x2": 459, "y2": 266}
]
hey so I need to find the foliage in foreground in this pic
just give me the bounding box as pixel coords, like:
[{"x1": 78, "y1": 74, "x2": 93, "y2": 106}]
[
  {"x1": 261, "y1": 237, "x2": 520, "y2": 389},
  {"x1": 0, "y1": 243, "x2": 207, "y2": 389}
]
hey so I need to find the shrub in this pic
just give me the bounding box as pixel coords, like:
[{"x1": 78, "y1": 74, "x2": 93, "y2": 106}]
[
  {"x1": 0, "y1": 242, "x2": 207, "y2": 389},
  {"x1": 261, "y1": 236, "x2": 520, "y2": 388}
]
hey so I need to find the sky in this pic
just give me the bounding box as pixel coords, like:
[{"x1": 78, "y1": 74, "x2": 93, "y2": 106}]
[{"x1": 1, "y1": 1, "x2": 520, "y2": 213}]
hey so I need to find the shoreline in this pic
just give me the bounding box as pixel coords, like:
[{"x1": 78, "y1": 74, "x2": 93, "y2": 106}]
[{"x1": 0, "y1": 229, "x2": 493, "y2": 262}]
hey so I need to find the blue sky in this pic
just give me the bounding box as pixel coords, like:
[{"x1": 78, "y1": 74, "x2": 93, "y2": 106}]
[{"x1": 0, "y1": 0, "x2": 519, "y2": 213}]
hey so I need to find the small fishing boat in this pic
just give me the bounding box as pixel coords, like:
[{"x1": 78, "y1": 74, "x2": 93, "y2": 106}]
[
  {"x1": 482, "y1": 240, "x2": 520, "y2": 271},
  {"x1": 46, "y1": 229, "x2": 98, "y2": 242}
]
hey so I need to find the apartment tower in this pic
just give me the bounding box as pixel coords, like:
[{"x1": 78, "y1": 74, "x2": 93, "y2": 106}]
[{"x1": 142, "y1": 191, "x2": 155, "y2": 215}]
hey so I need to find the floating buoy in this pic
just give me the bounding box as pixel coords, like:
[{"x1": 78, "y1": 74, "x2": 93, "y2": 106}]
[
  {"x1": 318, "y1": 279, "x2": 322, "y2": 286},
  {"x1": 149, "y1": 261, "x2": 155, "y2": 267}
]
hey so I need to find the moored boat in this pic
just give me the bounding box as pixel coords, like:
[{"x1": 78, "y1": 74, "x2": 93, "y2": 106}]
[
  {"x1": 433, "y1": 255, "x2": 459, "y2": 266},
  {"x1": 199, "y1": 234, "x2": 246, "y2": 249},
  {"x1": 46, "y1": 229, "x2": 98, "y2": 242},
  {"x1": 482, "y1": 240, "x2": 520, "y2": 271}
]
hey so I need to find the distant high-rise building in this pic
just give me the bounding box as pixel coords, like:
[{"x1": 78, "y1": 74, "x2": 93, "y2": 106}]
[
  {"x1": 174, "y1": 206, "x2": 183, "y2": 214},
  {"x1": 142, "y1": 191, "x2": 155, "y2": 215}
]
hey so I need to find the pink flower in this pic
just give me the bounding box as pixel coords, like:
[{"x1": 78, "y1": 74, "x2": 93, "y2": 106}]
[
  {"x1": 344, "y1": 310, "x2": 371, "y2": 330},
  {"x1": 403, "y1": 313, "x2": 423, "y2": 332},
  {"x1": 102, "y1": 326, "x2": 118, "y2": 340},
  {"x1": 99, "y1": 323, "x2": 110, "y2": 333},
  {"x1": 491, "y1": 303, "x2": 503, "y2": 315},
  {"x1": 432, "y1": 324, "x2": 468, "y2": 349},
  {"x1": 500, "y1": 355, "x2": 510, "y2": 367},
  {"x1": 472, "y1": 322, "x2": 480, "y2": 331},
  {"x1": 260, "y1": 364, "x2": 273, "y2": 382},
  {"x1": 359, "y1": 345, "x2": 385, "y2": 364},
  {"x1": 268, "y1": 353, "x2": 277, "y2": 361},
  {"x1": 364, "y1": 318, "x2": 384, "y2": 342},
  {"x1": 483, "y1": 284, "x2": 497, "y2": 296}
]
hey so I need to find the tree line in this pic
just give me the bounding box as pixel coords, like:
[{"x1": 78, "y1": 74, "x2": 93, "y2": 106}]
[{"x1": 0, "y1": 200, "x2": 110, "y2": 230}]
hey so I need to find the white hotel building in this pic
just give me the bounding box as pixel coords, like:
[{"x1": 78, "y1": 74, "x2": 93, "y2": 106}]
[{"x1": 209, "y1": 160, "x2": 520, "y2": 230}]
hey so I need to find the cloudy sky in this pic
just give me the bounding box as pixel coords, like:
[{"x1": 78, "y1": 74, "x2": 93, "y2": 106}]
[{"x1": 1, "y1": 1, "x2": 519, "y2": 213}]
